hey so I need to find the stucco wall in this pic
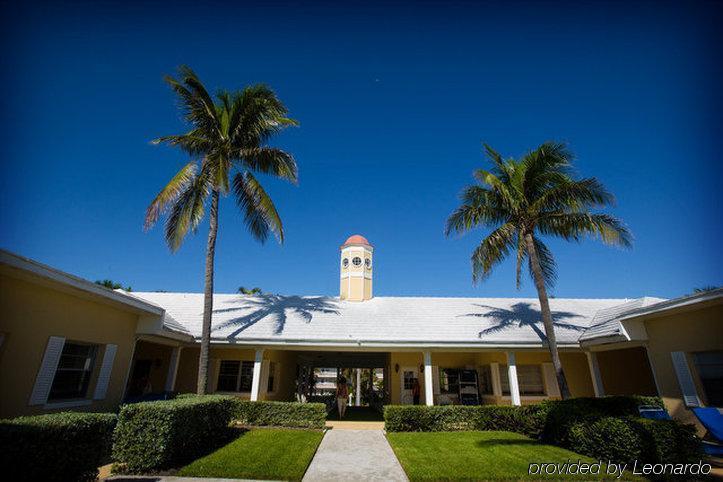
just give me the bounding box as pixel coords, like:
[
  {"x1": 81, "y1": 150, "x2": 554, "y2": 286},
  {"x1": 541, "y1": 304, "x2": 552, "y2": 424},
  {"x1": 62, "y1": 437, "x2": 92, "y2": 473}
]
[
  {"x1": 642, "y1": 304, "x2": 723, "y2": 428},
  {"x1": 0, "y1": 273, "x2": 140, "y2": 418},
  {"x1": 388, "y1": 350, "x2": 594, "y2": 405},
  {"x1": 596, "y1": 346, "x2": 657, "y2": 396},
  {"x1": 172, "y1": 346, "x2": 297, "y2": 401}
]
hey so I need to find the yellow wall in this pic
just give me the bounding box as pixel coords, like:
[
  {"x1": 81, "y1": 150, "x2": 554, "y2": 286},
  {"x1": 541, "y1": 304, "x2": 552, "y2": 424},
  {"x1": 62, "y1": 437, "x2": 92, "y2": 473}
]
[
  {"x1": 642, "y1": 304, "x2": 723, "y2": 429},
  {"x1": 0, "y1": 273, "x2": 140, "y2": 418},
  {"x1": 172, "y1": 346, "x2": 297, "y2": 401},
  {"x1": 130, "y1": 341, "x2": 173, "y2": 394},
  {"x1": 596, "y1": 347, "x2": 657, "y2": 396},
  {"x1": 388, "y1": 350, "x2": 594, "y2": 405}
]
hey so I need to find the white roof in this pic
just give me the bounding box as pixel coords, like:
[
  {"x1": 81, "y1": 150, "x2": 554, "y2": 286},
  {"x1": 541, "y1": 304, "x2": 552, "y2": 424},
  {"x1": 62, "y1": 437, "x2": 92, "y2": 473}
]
[
  {"x1": 578, "y1": 297, "x2": 666, "y2": 343},
  {"x1": 131, "y1": 292, "x2": 654, "y2": 348}
]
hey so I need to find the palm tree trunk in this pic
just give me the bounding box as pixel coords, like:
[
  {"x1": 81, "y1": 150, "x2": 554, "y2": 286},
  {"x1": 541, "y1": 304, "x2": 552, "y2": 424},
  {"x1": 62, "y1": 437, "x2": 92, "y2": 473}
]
[
  {"x1": 523, "y1": 232, "x2": 572, "y2": 399},
  {"x1": 197, "y1": 189, "x2": 220, "y2": 395}
]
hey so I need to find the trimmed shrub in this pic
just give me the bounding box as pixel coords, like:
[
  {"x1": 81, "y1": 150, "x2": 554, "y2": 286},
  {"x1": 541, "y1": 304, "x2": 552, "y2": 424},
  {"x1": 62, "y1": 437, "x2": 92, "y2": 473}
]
[
  {"x1": 384, "y1": 404, "x2": 548, "y2": 437},
  {"x1": 540, "y1": 395, "x2": 663, "y2": 446},
  {"x1": 567, "y1": 416, "x2": 702, "y2": 466},
  {"x1": 112, "y1": 395, "x2": 236, "y2": 473},
  {"x1": 234, "y1": 400, "x2": 326, "y2": 429},
  {"x1": 0, "y1": 411, "x2": 117, "y2": 482}
]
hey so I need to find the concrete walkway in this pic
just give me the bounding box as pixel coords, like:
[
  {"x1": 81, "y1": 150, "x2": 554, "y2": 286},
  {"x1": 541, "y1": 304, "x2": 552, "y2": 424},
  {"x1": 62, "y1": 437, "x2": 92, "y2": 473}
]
[{"x1": 302, "y1": 429, "x2": 408, "y2": 482}]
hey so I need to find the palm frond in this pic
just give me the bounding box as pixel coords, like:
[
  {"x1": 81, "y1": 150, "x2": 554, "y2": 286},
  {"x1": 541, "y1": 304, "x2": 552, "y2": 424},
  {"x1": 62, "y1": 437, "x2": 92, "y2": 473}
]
[
  {"x1": 232, "y1": 171, "x2": 284, "y2": 244},
  {"x1": 164, "y1": 164, "x2": 212, "y2": 251},
  {"x1": 445, "y1": 186, "x2": 507, "y2": 236},
  {"x1": 537, "y1": 212, "x2": 632, "y2": 247},
  {"x1": 471, "y1": 223, "x2": 516, "y2": 283},
  {"x1": 532, "y1": 177, "x2": 615, "y2": 214},
  {"x1": 529, "y1": 236, "x2": 557, "y2": 289},
  {"x1": 145, "y1": 161, "x2": 198, "y2": 230},
  {"x1": 236, "y1": 147, "x2": 299, "y2": 184}
]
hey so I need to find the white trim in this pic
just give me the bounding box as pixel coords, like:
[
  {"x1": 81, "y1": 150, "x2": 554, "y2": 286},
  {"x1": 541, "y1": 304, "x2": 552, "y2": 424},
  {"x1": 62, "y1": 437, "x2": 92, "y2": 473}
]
[
  {"x1": 93, "y1": 344, "x2": 117, "y2": 400},
  {"x1": 165, "y1": 346, "x2": 182, "y2": 392},
  {"x1": 644, "y1": 345, "x2": 661, "y2": 395},
  {"x1": 423, "y1": 351, "x2": 433, "y2": 406},
  {"x1": 340, "y1": 271, "x2": 373, "y2": 279},
  {"x1": 250, "y1": 349, "x2": 264, "y2": 401},
  {"x1": 43, "y1": 399, "x2": 93, "y2": 410},
  {"x1": 619, "y1": 289, "x2": 722, "y2": 322},
  {"x1": 506, "y1": 352, "x2": 521, "y2": 406},
  {"x1": 585, "y1": 352, "x2": 605, "y2": 397},
  {"x1": 30, "y1": 336, "x2": 65, "y2": 405},
  {"x1": 206, "y1": 338, "x2": 584, "y2": 350},
  {"x1": 670, "y1": 351, "x2": 701, "y2": 407}
]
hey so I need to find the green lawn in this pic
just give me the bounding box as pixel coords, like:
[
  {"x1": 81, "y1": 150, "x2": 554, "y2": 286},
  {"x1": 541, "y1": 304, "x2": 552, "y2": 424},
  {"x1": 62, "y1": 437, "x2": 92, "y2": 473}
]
[
  {"x1": 387, "y1": 431, "x2": 641, "y2": 481},
  {"x1": 177, "y1": 428, "x2": 324, "y2": 481}
]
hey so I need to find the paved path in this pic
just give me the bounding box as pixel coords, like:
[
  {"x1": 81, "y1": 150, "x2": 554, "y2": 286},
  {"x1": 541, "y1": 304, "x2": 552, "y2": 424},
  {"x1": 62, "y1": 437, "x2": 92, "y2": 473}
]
[{"x1": 302, "y1": 429, "x2": 408, "y2": 482}]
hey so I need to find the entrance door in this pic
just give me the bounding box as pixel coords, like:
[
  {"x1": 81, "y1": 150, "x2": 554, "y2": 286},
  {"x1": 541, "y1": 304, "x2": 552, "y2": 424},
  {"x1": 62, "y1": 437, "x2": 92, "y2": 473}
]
[
  {"x1": 400, "y1": 367, "x2": 419, "y2": 404},
  {"x1": 128, "y1": 359, "x2": 152, "y2": 397}
]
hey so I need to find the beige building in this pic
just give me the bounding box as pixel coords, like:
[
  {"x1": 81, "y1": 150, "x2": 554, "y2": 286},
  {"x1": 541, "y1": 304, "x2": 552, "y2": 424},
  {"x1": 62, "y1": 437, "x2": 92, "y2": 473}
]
[{"x1": 1, "y1": 238, "x2": 721, "y2": 430}]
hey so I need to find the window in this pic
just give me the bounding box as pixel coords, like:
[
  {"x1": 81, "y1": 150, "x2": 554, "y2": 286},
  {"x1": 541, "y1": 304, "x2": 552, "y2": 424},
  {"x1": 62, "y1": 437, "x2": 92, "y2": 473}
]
[
  {"x1": 342, "y1": 258, "x2": 349, "y2": 268},
  {"x1": 403, "y1": 371, "x2": 416, "y2": 390},
  {"x1": 48, "y1": 342, "x2": 98, "y2": 401},
  {"x1": 499, "y1": 364, "x2": 545, "y2": 396},
  {"x1": 267, "y1": 362, "x2": 276, "y2": 393},
  {"x1": 352, "y1": 256, "x2": 362, "y2": 267},
  {"x1": 365, "y1": 258, "x2": 371, "y2": 269},
  {"x1": 439, "y1": 368, "x2": 460, "y2": 394},
  {"x1": 693, "y1": 351, "x2": 723, "y2": 407},
  {"x1": 478, "y1": 365, "x2": 493, "y2": 395},
  {"x1": 217, "y1": 360, "x2": 255, "y2": 392}
]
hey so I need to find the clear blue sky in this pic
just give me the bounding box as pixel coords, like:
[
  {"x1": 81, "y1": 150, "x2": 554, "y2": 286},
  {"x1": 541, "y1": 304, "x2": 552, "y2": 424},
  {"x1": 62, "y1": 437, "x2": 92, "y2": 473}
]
[{"x1": 1, "y1": 1, "x2": 721, "y2": 299}]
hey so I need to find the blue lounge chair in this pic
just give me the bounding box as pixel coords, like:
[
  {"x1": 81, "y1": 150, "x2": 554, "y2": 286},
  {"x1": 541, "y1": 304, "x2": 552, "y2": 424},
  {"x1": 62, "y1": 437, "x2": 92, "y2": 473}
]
[
  {"x1": 692, "y1": 407, "x2": 723, "y2": 457},
  {"x1": 638, "y1": 405, "x2": 672, "y2": 421}
]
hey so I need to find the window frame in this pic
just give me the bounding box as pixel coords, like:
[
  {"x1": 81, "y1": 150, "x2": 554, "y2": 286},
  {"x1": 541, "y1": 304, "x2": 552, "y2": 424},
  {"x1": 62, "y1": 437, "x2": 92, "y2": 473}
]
[
  {"x1": 499, "y1": 364, "x2": 546, "y2": 396},
  {"x1": 47, "y1": 341, "x2": 98, "y2": 402},
  {"x1": 693, "y1": 350, "x2": 723, "y2": 407},
  {"x1": 216, "y1": 360, "x2": 256, "y2": 393}
]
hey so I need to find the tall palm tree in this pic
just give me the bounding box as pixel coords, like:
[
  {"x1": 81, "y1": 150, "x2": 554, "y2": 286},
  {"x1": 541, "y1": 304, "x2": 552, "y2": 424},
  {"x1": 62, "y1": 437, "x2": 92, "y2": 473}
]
[
  {"x1": 145, "y1": 66, "x2": 298, "y2": 394},
  {"x1": 445, "y1": 142, "x2": 631, "y2": 398}
]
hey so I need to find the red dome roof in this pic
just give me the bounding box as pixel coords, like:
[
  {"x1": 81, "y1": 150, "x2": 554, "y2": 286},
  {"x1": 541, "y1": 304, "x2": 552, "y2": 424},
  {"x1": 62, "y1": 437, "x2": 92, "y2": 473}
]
[{"x1": 341, "y1": 234, "x2": 372, "y2": 248}]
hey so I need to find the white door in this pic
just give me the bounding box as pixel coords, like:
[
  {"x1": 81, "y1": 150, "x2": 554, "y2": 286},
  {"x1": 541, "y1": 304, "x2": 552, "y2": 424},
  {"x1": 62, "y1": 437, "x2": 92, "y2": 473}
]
[{"x1": 400, "y1": 367, "x2": 419, "y2": 404}]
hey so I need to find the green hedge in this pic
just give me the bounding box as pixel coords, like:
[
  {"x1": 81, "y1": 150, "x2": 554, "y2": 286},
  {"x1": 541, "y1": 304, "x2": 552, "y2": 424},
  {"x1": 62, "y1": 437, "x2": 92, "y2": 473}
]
[
  {"x1": 234, "y1": 400, "x2": 326, "y2": 429},
  {"x1": 0, "y1": 411, "x2": 117, "y2": 482},
  {"x1": 568, "y1": 416, "x2": 702, "y2": 466},
  {"x1": 112, "y1": 395, "x2": 236, "y2": 473},
  {"x1": 384, "y1": 396, "x2": 702, "y2": 468},
  {"x1": 384, "y1": 404, "x2": 547, "y2": 437},
  {"x1": 540, "y1": 395, "x2": 662, "y2": 445}
]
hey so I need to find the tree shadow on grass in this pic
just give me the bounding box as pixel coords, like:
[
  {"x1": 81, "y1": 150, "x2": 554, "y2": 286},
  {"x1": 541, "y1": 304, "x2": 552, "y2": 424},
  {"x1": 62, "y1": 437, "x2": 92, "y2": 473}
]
[
  {"x1": 212, "y1": 294, "x2": 340, "y2": 338},
  {"x1": 460, "y1": 302, "x2": 584, "y2": 342},
  {"x1": 475, "y1": 438, "x2": 541, "y2": 448}
]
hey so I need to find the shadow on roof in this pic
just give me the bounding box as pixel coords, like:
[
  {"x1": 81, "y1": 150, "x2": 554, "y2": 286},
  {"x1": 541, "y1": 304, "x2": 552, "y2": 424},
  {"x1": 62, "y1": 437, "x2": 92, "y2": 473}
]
[
  {"x1": 212, "y1": 294, "x2": 340, "y2": 338},
  {"x1": 461, "y1": 302, "x2": 584, "y2": 342}
]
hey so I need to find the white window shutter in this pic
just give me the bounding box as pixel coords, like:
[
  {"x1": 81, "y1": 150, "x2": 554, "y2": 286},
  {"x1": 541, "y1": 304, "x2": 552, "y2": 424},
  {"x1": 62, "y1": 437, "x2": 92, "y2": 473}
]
[
  {"x1": 670, "y1": 351, "x2": 701, "y2": 407},
  {"x1": 30, "y1": 336, "x2": 65, "y2": 405},
  {"x1": 432, "y1": 366, "x2": 440, "y2": 395},
  {"x1": 259, "y1": 360, "x2": 270, "y2": 397},
  {"x1": 93, "y1": 344, "x2": 117, "y2": 400},
  {"x1": 542, "y1": 363, "x2": 561, "y2": 397}
]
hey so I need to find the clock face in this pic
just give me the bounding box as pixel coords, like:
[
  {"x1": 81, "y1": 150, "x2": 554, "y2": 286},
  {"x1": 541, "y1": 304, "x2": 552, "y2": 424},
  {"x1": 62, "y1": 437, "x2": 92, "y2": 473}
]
[
  {"x1": 352, "y1": 256, "x2": 362, "y2": 267},
  {"x1": 365, "y1": 258, "x2": 371, "y2": 269},
  {"x1": 342, "y1": 258, "x2": 349, "y2": 268}
]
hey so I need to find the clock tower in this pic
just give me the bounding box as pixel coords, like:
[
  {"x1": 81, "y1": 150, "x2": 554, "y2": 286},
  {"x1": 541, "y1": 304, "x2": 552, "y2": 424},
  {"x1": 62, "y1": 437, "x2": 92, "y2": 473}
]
[{"x1": 339, "y1": 234, "x2": 373, "y2": 301}]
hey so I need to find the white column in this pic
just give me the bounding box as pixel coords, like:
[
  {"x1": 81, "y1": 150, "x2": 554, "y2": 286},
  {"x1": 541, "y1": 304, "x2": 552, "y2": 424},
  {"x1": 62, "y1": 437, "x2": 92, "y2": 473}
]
[
  {"x1": 507, "y1": 352, "x2": 521, "y2": 406},
  {"x1": 165, "y1": 346, "x2": 182, "y2": 392},
  {"x1": 423, "y1": 351, "x2": 434, "y2": 406},
  {"x1": 355, "y1": 368, "x2": 361, "y2": 406},
  {"x1": 250, "y1": 348, "x2": 264, "y2": 401},
  {"x1": 585, "y1": 351, "x2": 605, "y2": 397}
]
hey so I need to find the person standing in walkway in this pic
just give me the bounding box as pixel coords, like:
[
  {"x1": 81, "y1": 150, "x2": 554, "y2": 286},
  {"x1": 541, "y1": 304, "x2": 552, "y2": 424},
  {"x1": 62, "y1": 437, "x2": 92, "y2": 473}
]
[
  {"x1": 412, "y1": 378, "x2": 421, "y2": 405},
  {"x1": 337, "y1": 376, "x2": 349, "y2": 418}
]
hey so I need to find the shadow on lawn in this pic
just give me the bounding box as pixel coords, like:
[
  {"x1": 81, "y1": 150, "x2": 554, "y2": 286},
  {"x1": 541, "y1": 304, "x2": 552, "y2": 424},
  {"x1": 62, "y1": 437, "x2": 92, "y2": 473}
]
[{"x1": 475, "y1": 438, "x2": 540, "y2": 448}]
